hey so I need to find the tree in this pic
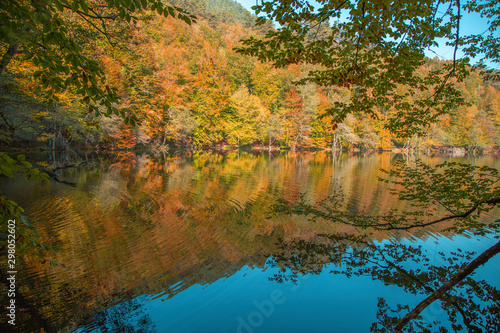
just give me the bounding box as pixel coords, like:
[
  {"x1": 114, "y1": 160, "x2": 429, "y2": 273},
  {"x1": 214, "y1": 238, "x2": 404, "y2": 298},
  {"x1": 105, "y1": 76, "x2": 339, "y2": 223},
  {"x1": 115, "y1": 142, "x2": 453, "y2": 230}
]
[
  {"x1": 225, "y1": 86, "x2": 267, "y2": 146},
  {"x1": 1, "y1": 0, "x2": 195, "y2": 121},
  {"x1": 281, "y1": 87, "x2": 306, "y2": 149},
  {"x1": 236, "y1": 0, "x2": 499, "y2": 137},
  {"x1": 271, "y1": 160, "x2": 500, "y2": 331},
  {"x1": 0, "y1": 0, "x2": 195, "y2": 253},
  {"x1": 235, "y1": 0, "x2": 500, "y2": 330}
]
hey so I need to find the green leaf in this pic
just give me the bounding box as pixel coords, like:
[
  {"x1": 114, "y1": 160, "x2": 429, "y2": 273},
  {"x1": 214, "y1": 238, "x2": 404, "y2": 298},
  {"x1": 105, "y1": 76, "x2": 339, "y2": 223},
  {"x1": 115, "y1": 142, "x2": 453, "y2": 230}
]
[
  {"x1": 80, "y1": 1, "x2": 88, "y2": 14},
  {"x1": 167, "y1": 6, "x2": 175, "y2": 17},
  {"x1": 71, "y1": 0, "x2": 79, "y2": 12},
  {"x1": 180, "y1": 15, "x2": 191, "y2": 25}
]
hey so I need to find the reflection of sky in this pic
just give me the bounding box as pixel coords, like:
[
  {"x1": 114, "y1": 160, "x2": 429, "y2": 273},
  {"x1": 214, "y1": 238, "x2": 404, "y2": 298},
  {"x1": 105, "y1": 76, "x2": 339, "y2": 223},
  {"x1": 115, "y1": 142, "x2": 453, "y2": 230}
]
[
  {"x1": 77, "y1": 265, "x2": 402, "y2": 332},
  {"x1": 232, "y1": 0, "x2": 498, "y2": 69},
  {"x1": 147, "y1": 267, "x2": 387, "y2": 332},
  {"x1": 75, "y1": 232, "x2": 500, "y2": 332}
]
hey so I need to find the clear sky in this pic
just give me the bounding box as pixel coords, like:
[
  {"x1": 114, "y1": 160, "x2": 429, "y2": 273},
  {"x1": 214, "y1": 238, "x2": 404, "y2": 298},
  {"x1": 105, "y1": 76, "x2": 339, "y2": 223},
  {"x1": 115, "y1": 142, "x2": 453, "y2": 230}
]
[
  {"x1": 232, "y1": 0, "x2": 498, "y2": 68},
  {"x1": 234, "y1": 0, "x2": 257, "y2": 13}
]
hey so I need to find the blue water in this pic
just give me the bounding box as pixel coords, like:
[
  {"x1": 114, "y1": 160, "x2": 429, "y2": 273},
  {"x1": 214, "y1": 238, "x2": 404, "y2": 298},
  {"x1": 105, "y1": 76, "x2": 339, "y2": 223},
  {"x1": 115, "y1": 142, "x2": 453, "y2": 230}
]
[{"x1": 76, "y1": 232, "x2": 500, "y2": 333}]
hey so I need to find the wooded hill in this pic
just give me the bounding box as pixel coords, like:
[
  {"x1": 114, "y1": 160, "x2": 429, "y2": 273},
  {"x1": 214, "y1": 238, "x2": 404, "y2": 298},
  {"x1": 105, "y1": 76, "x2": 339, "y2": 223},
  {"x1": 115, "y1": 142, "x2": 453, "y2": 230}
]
[{"x1": 1, "y1": 0, "x2": 499, "y2": 152}]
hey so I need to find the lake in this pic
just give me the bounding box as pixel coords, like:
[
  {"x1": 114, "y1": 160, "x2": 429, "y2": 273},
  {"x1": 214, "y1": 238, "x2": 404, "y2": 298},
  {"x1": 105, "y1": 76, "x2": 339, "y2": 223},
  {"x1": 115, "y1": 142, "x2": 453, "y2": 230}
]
[{"x1": 1, "y1": 151, "x2": 499, "y2": 332}]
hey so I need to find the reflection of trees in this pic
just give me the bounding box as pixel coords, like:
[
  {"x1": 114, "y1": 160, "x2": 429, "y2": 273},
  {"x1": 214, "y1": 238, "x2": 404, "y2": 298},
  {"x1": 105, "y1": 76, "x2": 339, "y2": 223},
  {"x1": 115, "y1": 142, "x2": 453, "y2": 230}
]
[
  {"x1": 269, "y1": 233, "x2": 500, "y2": 332},
  {"x1": 9, "y1": 152, "x2": 500, "y2": 332},
  {"x1": 271, "y1": 159, "x2": 500, "y2": 331},
  {"x1": 78, "y1": 296, "x2": 156, "y2": 333},
  {"x1": 0, "y1": 263, "x2": 54, "y2": 332}
]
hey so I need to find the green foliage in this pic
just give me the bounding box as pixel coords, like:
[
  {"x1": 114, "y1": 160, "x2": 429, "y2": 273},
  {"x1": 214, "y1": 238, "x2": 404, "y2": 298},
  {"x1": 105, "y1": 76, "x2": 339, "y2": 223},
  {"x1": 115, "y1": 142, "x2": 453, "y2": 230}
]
[
  {"x1": 271, "y1": 159, "x2": 500, "y2": 235},
  {"x1": 0, "y1": 153, "x2": 48, "y2": 180},
  {"x1": 0, "y1": 0, "x2": 196, "y2": 123},
  {"x1": 0, "y1": 153, "x2": 50, "y2": 255},
  {"x1": 235, "y1": 0, "x2": 500, "y2": 138}
]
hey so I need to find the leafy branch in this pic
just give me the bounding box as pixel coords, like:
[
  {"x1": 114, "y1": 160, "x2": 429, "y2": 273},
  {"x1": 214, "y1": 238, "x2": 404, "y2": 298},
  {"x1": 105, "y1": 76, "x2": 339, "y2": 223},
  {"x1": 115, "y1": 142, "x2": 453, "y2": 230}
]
[{"x1": 271, "y1": 159, "x2": 500, "y2": 233}]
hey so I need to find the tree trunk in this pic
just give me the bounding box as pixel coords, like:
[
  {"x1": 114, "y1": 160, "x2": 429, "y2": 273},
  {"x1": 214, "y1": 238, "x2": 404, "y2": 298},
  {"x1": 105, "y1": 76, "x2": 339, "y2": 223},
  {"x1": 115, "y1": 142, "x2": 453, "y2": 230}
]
[
  {"x1": 394, "y1": 239, "x2": 500, "y2": 332},
  {"x1": 332, "y1": 130, "x2": 338, "y2": 152},
  {"x1": 0, "y1": 44, "x2": 18, "y2": 76},
  {"x1": 293, "y1": 133, "x2": 299, "y2": 151}
]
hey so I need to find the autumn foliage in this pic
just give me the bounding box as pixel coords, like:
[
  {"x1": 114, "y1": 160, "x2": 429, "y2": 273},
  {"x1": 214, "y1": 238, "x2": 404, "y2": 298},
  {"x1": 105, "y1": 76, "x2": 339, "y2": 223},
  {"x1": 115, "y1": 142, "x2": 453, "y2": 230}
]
[{"x1": 1, "y1": 3, "x2": 500, "y2": 152}]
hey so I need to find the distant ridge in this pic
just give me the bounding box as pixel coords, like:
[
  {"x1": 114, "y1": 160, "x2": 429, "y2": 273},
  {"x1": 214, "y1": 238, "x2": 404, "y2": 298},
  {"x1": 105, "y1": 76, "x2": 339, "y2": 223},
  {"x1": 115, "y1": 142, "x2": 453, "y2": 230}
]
[{"x1": 167, "y1": 0, "x2": 255, "y2": 27}]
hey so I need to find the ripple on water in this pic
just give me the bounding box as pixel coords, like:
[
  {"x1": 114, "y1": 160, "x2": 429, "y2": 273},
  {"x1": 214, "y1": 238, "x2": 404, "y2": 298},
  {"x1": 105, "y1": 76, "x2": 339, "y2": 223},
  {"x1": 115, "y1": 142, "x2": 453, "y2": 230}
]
[{"x1": 3, "y1": 153, "x2": 500, "y2": 333}]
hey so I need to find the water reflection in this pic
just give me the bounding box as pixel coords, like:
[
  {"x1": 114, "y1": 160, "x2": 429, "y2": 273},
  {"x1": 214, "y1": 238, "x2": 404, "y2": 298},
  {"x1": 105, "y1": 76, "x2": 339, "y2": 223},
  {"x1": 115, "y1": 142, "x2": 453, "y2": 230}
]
[
  {"x1": 269, "y1": 233, "x2": 500, "y2": 332},
  {"x1": 79, "y1": 296, "x2": 157, "y2": 333},
  {"x1": 0, "y1": 151, "x2": 499, "y2": 332}
]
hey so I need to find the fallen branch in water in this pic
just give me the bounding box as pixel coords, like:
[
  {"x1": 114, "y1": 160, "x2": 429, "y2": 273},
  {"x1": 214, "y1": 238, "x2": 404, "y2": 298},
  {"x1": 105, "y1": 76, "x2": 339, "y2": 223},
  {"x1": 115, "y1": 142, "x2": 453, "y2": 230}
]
[{"x1": 42, "y1": 167, "x2": 77, "y2": 187}]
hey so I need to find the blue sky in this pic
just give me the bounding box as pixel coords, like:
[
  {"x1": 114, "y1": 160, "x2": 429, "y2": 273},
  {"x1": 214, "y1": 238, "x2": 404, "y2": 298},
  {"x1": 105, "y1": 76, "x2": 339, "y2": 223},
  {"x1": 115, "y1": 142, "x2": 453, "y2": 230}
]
[
  {"x1": 233, "y1": 0, "x2": 257, "y2": 13},
  {"x1": 232, "y1": 0, "x2": 498, "y2": 68}
]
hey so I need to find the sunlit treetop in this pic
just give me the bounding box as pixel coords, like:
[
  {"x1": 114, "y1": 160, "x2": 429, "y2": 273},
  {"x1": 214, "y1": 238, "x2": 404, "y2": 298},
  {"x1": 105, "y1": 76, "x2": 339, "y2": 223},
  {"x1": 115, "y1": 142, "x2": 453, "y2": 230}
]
[{"x1": 235, "y1": 0, "x2": 500, "y2": 137}]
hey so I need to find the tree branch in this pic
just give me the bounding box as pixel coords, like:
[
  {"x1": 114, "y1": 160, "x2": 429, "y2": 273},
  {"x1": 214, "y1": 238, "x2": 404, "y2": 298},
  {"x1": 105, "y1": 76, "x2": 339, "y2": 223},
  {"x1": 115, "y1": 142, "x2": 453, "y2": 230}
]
[
  {"x1": 378, "y1": 196, "x2": 500, "y2": 231},
  {"x1": 394, "y1": 238, "x2": 500, "y2": 332},
  {"x1": 0, "y1": 111, "x2": 14, "y2": 129},
  {"x1": 374, "y1": 246, "x2": 483, "y2": 332},
  {"x1": 60, "y1": 4, "x2": 118, "y2": 20},
  {"x1": 294, "y1": 195, "x2": 500, "y2": 232},
  {"x1": 421, "y1": 0, "x2": 462, "y2": 115}
]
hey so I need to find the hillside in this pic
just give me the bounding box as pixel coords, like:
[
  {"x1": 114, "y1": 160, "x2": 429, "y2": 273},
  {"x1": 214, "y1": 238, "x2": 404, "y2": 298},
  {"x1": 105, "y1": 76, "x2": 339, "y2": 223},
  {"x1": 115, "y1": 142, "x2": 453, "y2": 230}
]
[
  {"x1": 168, "y1": 0, "x2": 256, "y2": 27},
  {"x1": 1, "y1": 0, "x2": 500, "y2": 152}
]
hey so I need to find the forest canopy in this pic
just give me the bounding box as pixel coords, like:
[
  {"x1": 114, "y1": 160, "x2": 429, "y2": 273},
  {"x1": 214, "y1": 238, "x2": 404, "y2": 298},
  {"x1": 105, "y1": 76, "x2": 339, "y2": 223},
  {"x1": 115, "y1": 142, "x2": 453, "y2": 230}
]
[{"x1": 0, "y1": 0, "x2": 499, "y2": 152}]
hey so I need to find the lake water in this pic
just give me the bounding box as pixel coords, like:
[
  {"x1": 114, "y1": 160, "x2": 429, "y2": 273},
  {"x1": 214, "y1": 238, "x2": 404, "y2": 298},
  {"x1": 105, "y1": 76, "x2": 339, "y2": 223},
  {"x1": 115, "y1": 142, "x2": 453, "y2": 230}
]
[{"x1": 1, "y1": 151, "x2": 499, "y2": 332}]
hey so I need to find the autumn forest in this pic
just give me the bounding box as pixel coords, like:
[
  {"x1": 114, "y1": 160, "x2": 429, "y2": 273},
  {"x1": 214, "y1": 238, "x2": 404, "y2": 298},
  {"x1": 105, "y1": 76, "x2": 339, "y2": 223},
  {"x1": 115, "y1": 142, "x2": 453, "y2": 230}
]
[
  {"x1": 2, "y1": 1, "x2": 500, "y2": 332},
  {"x1": 1, "y1": 0, "x2": 500, "y2": 153}
]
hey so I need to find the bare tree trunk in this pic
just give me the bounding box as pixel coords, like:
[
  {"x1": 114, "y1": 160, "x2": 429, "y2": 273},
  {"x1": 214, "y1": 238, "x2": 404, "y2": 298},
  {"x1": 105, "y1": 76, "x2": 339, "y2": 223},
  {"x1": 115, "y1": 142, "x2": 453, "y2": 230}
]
[
  {"x1": 52, "y1": 124, "x2": 57, "y2": 152},
  {"x1": 332, "y1": 130, "x2": 338, "y2": 152},
  {"x1": 293, "y1": 133, "x2": 299, "y2": 151},
  {"x1": 394, "y1": 239, "x2": 500, "y2": 332},
  {"x1": 0, "y1": 44, "x2": 18, "y2": 76}
]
